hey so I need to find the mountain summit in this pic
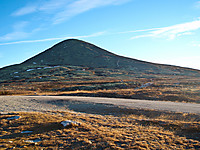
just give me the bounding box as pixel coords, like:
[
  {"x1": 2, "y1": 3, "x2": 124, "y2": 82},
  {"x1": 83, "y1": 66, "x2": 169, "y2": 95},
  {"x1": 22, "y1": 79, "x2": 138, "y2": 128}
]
[
  {"x1": 21, "y1": 39, "x2": 200, "y2": 75},
  {"x1": 23, "y1": 39, "x2": 150, "y2": 69},
  {"x1": 1, "y1": 39, "x2": 200, "y2": 78},
  {"x1": 0, "y1": 39, "x2": 200, "y2": 102}
]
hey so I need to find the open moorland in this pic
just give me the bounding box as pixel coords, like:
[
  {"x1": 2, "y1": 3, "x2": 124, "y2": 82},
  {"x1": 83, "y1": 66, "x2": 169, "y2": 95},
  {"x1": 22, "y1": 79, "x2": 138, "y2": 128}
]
[
  {"x1": 0, "y1": 39, "x2": 199, "y2": 149},
  {"x1": 0, "y1": 65, "x2": 200, "y2": 104},
  {"x1": 0, "y1": 102, "x2": 200, "y2": 149},
  {"x1": 1, "y1": 39, "x2": 200, "y2": 104}
]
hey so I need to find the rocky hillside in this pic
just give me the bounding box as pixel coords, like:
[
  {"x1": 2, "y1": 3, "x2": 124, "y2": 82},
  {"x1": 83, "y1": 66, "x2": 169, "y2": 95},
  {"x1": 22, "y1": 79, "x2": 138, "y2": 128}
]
[
  {"x1": 21, "y1": 39, "x2": 200, "y2": 76},
  {"x1": 0, "y1": 39, "x2": 200, "y2": 83}
]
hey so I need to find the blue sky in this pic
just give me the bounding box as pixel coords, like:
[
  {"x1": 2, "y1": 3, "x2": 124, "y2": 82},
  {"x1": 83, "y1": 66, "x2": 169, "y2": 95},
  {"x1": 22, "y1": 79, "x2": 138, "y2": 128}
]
[{"x1": 1, "y1": 0, "x2": 200, "y2": 70}]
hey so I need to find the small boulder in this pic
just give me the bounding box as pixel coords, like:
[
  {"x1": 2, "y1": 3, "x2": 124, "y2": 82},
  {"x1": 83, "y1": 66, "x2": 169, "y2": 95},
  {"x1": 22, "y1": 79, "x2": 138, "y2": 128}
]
[
  {"x1": 21, "y1": 131, "x2": 33, "y2": 134},
  {"x1": 61, "y1": 120, "x2": 81, "y2": 127},
  {"x1": 6, "y1": 116, "x2": 21, "y2": 120},
  {"x1": 24, "y1": 138, "x2": 42, "y2": 143}
]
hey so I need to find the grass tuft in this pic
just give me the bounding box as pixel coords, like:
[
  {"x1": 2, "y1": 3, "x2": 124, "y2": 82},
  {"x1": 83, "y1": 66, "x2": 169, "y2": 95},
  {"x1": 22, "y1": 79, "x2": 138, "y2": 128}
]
[{"x1": 0, "y1": 110, "x2": 199, "y2": 149}]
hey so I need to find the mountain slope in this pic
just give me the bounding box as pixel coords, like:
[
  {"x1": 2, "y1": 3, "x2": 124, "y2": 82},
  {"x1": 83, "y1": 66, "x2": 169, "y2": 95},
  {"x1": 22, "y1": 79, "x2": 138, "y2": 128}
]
[
  {"x1": 1, "y1": 39, "x2": 200, "y2": 102},
  {"x1": 21, "y1": 39, "x2": 200, "y2": 76},
  {"x1": 23, "y1": 39, "x2": 151, "y2": 69},
  {"x1": 0, "y1": 39, "x2": 200, "y2": 80}
]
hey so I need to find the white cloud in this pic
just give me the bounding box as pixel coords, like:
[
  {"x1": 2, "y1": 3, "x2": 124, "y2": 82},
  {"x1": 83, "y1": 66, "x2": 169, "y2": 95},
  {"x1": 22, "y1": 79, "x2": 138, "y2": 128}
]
[
  {"x1": 117, "y1": 28, "x2": 162, "y2": 34},
  {"x1": 131, "y1": 20, "x2": 200, "y2": 40},
  {"x1": 0, "y1": 21, "x2": 42, "y2": 42},
  {"x1": 6, "y1": 0, "x2": 131, "y2": 42},
  {"x1": 177, "y1": 32, "x2": 193, "y2": 37},
  {"x1": 0, "y1": 22, "x2": 30, "y2": 41},
  {"x1": 0, "y1": 31, "x2": 105, "y2": 46},
  {"x1": 12, "y1": 0, "x2": 74, "y2": 16},
  {"x1": 191, "y1": 41, "x2": 200, "y2": 47},
  {"x1": 13, "y1": 21, "x2": 28, "y2": 30},
  {"x1": 39, "y1": 0, "x2": 71, "y2": 12},
  {"x1": 194, "y1": 1, "x2": 200, "y2": 9},
  {"x1": 52, "y1": 0, "x2": 132, "y2": 24},
  {"x1": 12, "y1": 5, "x2": 37, "y2": 16},
  {"x1": 193, "y1": 44, "x2": 200, "y2": 47},
  {"x1": 0, "y1": 31, "x2": 29, "y2": 41},
  {"x1": 12, "y1": 0, "x2": 132, "y2": 24}
]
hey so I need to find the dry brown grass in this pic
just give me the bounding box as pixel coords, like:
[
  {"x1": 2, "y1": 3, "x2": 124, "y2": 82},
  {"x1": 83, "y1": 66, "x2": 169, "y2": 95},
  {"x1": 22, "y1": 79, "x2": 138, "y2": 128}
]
[
  {"x1": 1, "y1": 75, "x2": 200, "y2": 104},
  {"x1": 0, "y1": 110, "x2": 199, "y2": 149}
]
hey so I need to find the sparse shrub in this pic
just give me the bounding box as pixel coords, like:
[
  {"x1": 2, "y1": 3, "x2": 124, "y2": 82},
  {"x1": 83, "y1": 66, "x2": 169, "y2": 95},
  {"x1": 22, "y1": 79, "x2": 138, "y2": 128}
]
[{"x1": 0, "y1": 90, "x2": 12, "y2": 95}]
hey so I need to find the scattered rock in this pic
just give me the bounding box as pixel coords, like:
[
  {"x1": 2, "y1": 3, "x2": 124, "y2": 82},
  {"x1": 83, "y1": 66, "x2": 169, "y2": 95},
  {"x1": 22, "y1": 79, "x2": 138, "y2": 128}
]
[
  {"x1": 135, "y1": 82, "x2": 153, "y2": 89},
  {"x1": 44, "y1": 67, "x2": 52, "y2": 69},
  {"x1": 6, "y1": 116, "x2": 21, "y2": 120},
  {"x1": 85, "y1": 140, "x2": 92, "y2": 144},
  {"x1": 24, "y1": 138, "x2": 42, "y2": 143},
  {"x1": 61, "y1": 120, "x2": 81, "y2": 127},
  {"x1": 0, "y1": 112, "x2": 17, "y2": 115},
  {"x1": 21, "y1": 131, "x2": 33, "y2": 134},
  {"x1": 26, "y1": 69, "x2": 35, "y2": 72}
]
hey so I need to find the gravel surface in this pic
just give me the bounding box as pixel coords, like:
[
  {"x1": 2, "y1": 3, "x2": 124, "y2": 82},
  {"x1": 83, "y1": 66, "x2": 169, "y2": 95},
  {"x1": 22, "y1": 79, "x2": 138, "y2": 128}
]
[{"x1": 0, "y1": 96, "x2": 200, "y2": 114}]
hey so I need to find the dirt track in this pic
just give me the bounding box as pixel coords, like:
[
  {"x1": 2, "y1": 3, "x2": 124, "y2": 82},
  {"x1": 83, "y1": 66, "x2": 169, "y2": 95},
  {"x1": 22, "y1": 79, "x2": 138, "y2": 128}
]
[{"x1": 0, "y1": 96, "x2": 200, "y2": 114}]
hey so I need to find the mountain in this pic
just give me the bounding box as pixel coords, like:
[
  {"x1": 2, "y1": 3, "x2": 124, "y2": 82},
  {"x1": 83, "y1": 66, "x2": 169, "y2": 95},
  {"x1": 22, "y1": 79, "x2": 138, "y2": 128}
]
[
  {"x1": 22, "y1": 39, "x2": 152, "y2": 69},
  {"x1": 0, "y1": 39, "x2": 200, "y2": 82},
  {"x1": 21, "y1": 39, "x2": 200, "y2": 75},
  {"x1": 1, "y1": 39, "x2": 200, "y2": 100}
]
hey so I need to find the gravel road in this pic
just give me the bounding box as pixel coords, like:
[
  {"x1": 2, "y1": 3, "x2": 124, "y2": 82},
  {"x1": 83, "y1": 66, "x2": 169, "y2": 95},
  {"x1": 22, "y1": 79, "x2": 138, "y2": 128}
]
[{"x1": 0, "y1": 96, "x2": 200, "y2": 114}]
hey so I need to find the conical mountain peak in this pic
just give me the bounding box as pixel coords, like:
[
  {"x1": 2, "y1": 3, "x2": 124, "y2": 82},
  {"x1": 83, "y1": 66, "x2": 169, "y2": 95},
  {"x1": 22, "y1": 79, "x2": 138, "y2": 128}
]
[
  {"x1": 22, "y1": 39, "x2": 134, "y2": 68},
  {"x1": 20, "y1": 39, "x2": 200, "y2": 76}
]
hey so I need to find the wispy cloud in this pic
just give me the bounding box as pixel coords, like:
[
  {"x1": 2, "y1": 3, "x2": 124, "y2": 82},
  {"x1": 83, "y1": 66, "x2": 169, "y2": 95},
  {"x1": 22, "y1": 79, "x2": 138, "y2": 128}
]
[
  {"x1": 53, "y1": 0, "x2": 131, "y2": 24},
  {"x1": 12, "y1": 0, "x2": 131, "y2": 24},
  {"x1": 8, "y1": 0, "x2": 131, "y2": 42},
  {"x1": 12, "y1": 0, "x2": 71, "y2": 16},
  {"x1": 117, "y1": 28, "x2": 162, "y2": 34},
  {"x1": 131, "y1": 20, "x2": 200, "y2": 40},
  {"x1": 0, "y1": 31, "x2": 105, "y2": 46},
  {"x1": 12, "y1": 5, "x2": 37, "y2": 16},
  {"x1": 0, "y1": 31, "x2": 30, "y2": 41},
  {"x1": 194, "y1": 1, "x2": 200, "y2": 9},
  {"x1": 191, "y1": 41, "x2": 200, "y2": 47},
  {"x1": 0, "y1": 21, "x2": 31, "y2": 41},
  {"x1": 193, "y1": 44, "x2": 200, "y2": 47}
]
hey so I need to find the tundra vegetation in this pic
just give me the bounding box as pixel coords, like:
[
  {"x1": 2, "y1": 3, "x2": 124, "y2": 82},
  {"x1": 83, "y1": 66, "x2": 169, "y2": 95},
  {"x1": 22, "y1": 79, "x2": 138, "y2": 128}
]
[
  {"x1": 0, "y1": 39, "x2": 199, "y2": 149},
  {"x1": 0, "y1": 65, "x2": 200, "y2": 149},
  {"x1": 0, "y1": 65, "x2": 200, "y2": 104},
  {"x1": 0, "y1": 109, "x2": 199, "y2": 149}
]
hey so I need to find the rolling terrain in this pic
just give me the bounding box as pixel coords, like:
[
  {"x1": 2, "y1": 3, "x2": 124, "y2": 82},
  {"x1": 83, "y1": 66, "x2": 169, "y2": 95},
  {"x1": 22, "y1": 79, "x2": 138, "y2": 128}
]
[
  {"x1": 1, "y1": 39, "x2": 200, "y2": 77},
  {"x1": 0, "y1": 39, "x2": 200, "y2": 149},
  {"x1": 0, "y1": 39, "x2": 200, "y2": 103},
  {"x1": 0, "y1": 96, "x2": 199, "y2": 149}
]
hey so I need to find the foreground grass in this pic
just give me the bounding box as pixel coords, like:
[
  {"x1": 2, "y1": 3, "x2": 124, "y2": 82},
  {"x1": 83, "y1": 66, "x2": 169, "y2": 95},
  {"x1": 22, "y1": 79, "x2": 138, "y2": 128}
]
[{"x1": 0, "y1": 110, "x2": 199, "y2": 149}]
